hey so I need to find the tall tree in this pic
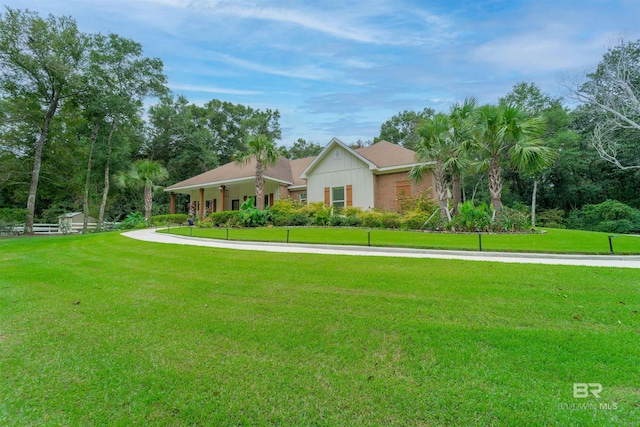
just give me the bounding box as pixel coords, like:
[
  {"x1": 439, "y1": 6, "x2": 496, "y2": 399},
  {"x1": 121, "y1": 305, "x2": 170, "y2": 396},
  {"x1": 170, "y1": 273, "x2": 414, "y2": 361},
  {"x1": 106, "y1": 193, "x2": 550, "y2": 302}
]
[
  {"x1": 570, "y1": 39, "x2": 640, "y2": 170},
  {"x1": 284, "y1": 138, "x2": 323, "y2": 159},
  {"x1": 410, "y1": 113, "x2": 453, "y2": 221},
  {"x1": 0, "y1": 8, "x2": 88, "y2": 233},
  {"x1": 85, "y1": 33, "x2": 166, "y2": 229},
  {"x1": 374, "y1": 108, "x2": 434, "y2": 150},
  {"x1": 470, "y1": 104, "x2": 553, "y2": 218},
  {"x1": 448, "y1": 98, "x2": 477, "y2": 214},
  {"x1": 500, "y1": 83, "x2": 562, "y2": 225},
  {"x1": 115, "y1": 159, "x2": 168, "y2": 221},
  {"x1": 233, "y1": 134, "x2": 282, "y2": 210}
]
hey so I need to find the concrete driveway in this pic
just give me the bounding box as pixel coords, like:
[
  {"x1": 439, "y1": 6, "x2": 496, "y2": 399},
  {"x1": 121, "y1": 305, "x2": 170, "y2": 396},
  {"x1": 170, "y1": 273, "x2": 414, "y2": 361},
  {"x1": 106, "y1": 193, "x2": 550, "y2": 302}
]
[{"x1": 122, "y1": 228, "x2": 640, "y2": 269}]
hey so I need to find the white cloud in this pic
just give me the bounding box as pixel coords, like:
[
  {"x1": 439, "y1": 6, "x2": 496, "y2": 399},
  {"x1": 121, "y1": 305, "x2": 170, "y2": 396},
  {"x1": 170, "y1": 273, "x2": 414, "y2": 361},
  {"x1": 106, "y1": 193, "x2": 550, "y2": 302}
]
[
  {"x1": 210, "y1": 52, "x2": 337, "y2": 81},
  {"x1": 169, "y1": 84, "x2": 263, "y2": 95}
]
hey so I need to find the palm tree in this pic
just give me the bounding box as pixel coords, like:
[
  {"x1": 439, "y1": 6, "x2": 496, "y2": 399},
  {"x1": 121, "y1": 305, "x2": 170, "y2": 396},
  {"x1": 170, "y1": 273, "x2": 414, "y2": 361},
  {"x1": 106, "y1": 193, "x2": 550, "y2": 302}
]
[
  {"x1": 448, "y1": 98, "x2": 477, "y2": 214},
  {"x1": 470, "y1": 104, "x2": 553, "y2": 218},
  {"x1": 410, "y1": 113, "x2": 453, "y2": 221},
  {"x1": 115, "y1": 159, "x2": 169, "y2": 221},
  {"x1": 233, "y1": 134, "x2": 282, "y2": 210}
]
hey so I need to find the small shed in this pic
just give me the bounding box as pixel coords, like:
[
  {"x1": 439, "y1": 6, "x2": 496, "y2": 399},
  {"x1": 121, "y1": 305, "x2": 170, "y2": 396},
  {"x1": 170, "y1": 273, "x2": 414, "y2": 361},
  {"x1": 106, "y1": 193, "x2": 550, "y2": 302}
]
[{"x1": 58, "y1": 212, "x2": 96, "y2": 229}]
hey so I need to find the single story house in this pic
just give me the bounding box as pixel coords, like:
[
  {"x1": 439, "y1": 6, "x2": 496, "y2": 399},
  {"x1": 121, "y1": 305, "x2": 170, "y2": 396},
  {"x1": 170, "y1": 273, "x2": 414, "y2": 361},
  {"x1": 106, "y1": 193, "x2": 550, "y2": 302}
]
[{"x1": 165, "y1": 138, "x2": 435, "y2": 218}]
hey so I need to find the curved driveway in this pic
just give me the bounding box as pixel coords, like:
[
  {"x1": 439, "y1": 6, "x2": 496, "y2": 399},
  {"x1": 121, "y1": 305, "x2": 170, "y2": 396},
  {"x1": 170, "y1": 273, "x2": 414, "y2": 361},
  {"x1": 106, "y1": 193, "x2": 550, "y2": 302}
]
[{"x1": 122, "y1": 228, "x2": 640, "y2": 269}]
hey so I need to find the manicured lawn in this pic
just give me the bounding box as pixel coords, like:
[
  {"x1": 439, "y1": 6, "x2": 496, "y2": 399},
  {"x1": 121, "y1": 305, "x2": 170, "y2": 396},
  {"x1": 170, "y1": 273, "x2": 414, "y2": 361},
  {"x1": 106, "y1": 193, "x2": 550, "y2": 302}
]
[
  {"x1": 1, "y1": 232, "x2": 638, "y2": 426},
  {"x1": 160, "y1": 225, "x2": 640, "y2": 254}
]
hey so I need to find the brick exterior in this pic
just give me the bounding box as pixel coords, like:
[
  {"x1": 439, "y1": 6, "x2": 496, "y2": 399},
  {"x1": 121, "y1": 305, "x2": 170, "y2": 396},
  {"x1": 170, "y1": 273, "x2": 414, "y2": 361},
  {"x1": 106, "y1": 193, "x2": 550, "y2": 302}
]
[
  {"x1": 288, "y1": 190, "x2": 305, "y2": 203},
  {"x1": 279, "y1": 185, "x2": 289, "y2": 200},
  {"x1": 374, "y1": 171, "x2": 436, "y2": 212}
]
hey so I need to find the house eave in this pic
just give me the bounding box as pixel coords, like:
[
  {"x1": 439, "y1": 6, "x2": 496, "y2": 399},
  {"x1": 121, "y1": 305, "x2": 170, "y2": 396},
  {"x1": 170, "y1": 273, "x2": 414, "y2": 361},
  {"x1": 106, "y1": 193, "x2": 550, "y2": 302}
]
[{"x1": 165, "y1": 175, "x2": 292, "y2": 193}]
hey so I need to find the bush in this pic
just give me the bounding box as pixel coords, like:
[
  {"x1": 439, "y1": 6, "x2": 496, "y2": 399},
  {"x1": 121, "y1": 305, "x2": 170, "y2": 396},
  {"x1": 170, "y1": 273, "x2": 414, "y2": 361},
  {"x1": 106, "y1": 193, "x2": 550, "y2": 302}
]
[
  {"x1": 0, "y1": 208, "x2": 28, "y2": 223},
  {"x1": 398, "y1": 191, "x2": 438, "y2": 213},
  {"x1": 149, "y1": 214, "x2": 188, "y2": 225},
  {"x1": 400, "y1": 211, "x2": 431, "y2": 230},
  {"x1": 493, "y1": 206, "x2": 531, "y2": 232},
  {"x1": 536, "y1": 208, "x2": 566, "y2": 228},
  {"x1": 567, "y1": 200, "x2": 640, "y2": 234},
  {"x1": 208, "y1": 211, "x2": 239, "y2": 227},
  {"x1": 380, "y1": 212, "x2": 401, "y2": 229},
  {"x1": 359, "y1": 211, "x2": 382, "y2": 228},
  {"x1": 118, "y1": 212, "x2": 148, "y2": 230},
  {"x1": 451, "y1": 201, "x2": 492, "y2": 232}
]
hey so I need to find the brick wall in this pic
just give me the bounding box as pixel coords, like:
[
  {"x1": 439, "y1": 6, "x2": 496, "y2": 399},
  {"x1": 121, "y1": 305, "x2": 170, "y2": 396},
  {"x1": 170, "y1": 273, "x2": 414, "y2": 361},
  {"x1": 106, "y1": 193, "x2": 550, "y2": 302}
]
[{"x1": 374, "y1": 171, "x2": 436, "y2": 212}]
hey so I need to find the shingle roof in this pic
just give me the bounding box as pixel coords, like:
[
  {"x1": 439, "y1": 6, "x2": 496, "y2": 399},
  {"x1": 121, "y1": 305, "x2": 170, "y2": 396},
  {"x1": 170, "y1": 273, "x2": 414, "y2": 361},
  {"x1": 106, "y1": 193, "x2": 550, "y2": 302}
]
[
  {"x1": 355, "y1": 140, "x2": 418, "y2": 168},
  {"x1": 165, "y1": 140, "x2": 420, "y2": 192},
  {"x1": 165, "y1": 156, "x2": 294, "y2": 191}
]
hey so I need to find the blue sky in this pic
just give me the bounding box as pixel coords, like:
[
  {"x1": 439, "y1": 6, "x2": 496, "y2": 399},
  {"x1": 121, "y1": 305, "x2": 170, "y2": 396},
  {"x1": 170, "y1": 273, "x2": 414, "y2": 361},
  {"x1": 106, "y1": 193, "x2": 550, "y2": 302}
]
[{"x1": 6, "y1": 0, "x2": 640, "y2": 146}]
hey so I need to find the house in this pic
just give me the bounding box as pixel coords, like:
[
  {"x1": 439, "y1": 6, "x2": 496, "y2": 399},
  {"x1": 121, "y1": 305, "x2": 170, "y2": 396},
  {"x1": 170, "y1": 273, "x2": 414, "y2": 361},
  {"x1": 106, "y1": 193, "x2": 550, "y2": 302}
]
[
  {"x1": 164, "y1": 138, "x2": 436, "y2": 218},
  {"x1": 58, "y1": 212, "x2": 96, "y2": 227}
]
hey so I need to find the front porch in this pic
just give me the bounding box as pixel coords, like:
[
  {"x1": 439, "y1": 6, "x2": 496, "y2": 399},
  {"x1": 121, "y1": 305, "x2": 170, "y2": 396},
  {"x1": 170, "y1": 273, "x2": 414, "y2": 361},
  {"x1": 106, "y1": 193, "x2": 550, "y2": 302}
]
[{"x1": 168, "y1": 178, "x2": 292, "y2": 219}]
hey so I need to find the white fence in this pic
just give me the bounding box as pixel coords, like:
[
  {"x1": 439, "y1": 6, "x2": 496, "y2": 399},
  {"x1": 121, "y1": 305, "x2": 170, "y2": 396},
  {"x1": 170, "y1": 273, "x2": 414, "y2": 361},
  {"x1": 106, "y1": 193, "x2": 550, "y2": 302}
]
[{"x1": 3, "y1": 222, "x2": 118, "y2": 235}]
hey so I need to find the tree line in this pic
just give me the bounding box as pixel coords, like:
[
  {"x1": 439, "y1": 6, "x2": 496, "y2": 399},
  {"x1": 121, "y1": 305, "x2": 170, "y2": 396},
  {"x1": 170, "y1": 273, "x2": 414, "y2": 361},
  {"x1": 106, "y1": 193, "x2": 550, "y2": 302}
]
[{"x1": 1, "y1": 7, "x2": 638, "y2": 232}]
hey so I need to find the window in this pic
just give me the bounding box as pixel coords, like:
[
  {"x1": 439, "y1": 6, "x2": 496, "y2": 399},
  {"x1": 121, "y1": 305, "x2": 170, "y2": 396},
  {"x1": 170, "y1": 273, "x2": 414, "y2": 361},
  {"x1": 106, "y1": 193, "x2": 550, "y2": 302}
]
[
  {"x1": 332, "y1": 186, "x2": 345, "y2": 208},
  {"x1": 232, "y1": 199, "x2": 240, "y2": 211},
  {"x1": 264, "y1": 194, "x2": 269, "y2": 207},
  {"x1": 299, "y1": 192, "x2": 307, "y2": 205}
]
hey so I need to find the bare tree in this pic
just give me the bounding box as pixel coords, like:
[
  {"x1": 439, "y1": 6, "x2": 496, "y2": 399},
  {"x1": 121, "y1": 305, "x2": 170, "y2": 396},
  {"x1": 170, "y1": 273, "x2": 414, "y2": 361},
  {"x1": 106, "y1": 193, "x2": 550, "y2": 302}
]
[{"x1": 570, "y1": 39, "x2": 640, "y2": 170}]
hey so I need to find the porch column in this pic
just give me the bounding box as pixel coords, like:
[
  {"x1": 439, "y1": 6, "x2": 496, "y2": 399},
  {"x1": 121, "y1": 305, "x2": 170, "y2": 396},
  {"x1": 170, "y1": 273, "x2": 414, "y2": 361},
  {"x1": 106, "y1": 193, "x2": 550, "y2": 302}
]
[
  {"x1": 199, "y1": 188, "x2": 205, "y2": 219},
  {"x1": 170, "y1": 192, "x2": 176, "y2": 214},
  {"x1": 219, "y1": 186, "x2": 226, "y2": 212}
]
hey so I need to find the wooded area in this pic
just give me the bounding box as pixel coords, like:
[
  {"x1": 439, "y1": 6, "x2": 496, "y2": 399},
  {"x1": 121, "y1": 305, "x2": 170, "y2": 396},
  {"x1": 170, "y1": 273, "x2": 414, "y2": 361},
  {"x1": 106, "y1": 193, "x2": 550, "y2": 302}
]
[{"x1": 0, "y1": 8, "x2": 638, "y2": 232}]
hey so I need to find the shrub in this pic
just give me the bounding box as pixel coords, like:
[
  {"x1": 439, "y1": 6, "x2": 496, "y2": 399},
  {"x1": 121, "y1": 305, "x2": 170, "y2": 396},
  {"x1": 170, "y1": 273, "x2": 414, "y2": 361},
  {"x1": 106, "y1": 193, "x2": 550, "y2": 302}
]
[
  {"x1": 359, "y1": 210, "x2": 382, "y2": 228},
  {"x1": 149, "y1": 214, "x2": 188, "y2": 225},
  {"x1": 118, "y1": 212, "x2": 148, "y2": 230},
  {"x1": 208, "y1": 211, "x2": 239, "y2": 227},
  {"x1": 400, "y1": 211, "x2": 431, "y2": 230},
  {"x1": 380, "y1": 212, "x2": 401, "y2": 229},
  {"x1": 493, "y1": 206, "x2": 531, "y2": 232},
  {"x1": 398, "y1": 191, "x2": 438, "y2": 213},
  {"x1": 0, "y1": 208, "x2": 28, "y2": 223},
  {"x1": 536, "y1": 208, "x2": 566, "y2": 228},
  {"x1": 451, "y1": 201, "x2": 492, "y2": 232},
  {"x1": 567, "y1": 200, "x2": 640, "y2": 234}
]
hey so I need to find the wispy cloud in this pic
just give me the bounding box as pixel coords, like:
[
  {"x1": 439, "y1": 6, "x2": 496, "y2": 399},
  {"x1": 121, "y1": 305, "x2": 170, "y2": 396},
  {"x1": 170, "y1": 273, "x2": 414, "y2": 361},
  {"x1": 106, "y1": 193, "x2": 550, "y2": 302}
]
[
  {"x1": 210, "y1": 52, "x2": 337, "y2": 81},
  {"x1": 169, "y1": 83, "x2": 263, "y2": 95}
]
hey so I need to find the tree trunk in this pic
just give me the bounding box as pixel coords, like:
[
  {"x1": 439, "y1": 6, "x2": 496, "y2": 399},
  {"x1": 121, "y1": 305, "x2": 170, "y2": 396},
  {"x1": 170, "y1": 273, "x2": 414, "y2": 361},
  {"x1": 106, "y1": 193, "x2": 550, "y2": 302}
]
[
  {"x1": 82, "y1": 121, "x2": 100, "y2": 233},
  {"x1": 97, "y1": 119, "x2": 117, "y2": 230},
  {"x1": 255, "y1": 160, "x2": 264, "y2": 210},
  {"x1": 488, "y1": 156, "x2": 503, "y2": 219},
  {"x1": 434, "y1": 160, "x2": 451, "y2": 222},
  {"x1": 144, "y1": 184, "x2": 152, "y2": 221},
  {"x1": 531, "y1": 179, "x2": 538, "y2": 227},
  {"x1": 451, "y1": 173, "x2": 462, "y2": 215},
  {"x1": 26, "y1": 97, "x2": 59, "y2": 234}
]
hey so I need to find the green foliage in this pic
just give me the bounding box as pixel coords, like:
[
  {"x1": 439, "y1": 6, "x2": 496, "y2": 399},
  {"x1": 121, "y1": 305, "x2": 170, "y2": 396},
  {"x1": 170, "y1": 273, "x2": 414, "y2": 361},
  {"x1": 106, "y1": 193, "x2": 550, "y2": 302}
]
[
  {"x1": 237, "y1": 197, "x2": 269, "y2": 227},
  {"x1": 451, "y1": 201, "x2": 492, "y2": 232},
  {"x1": 567, "y1": 199, "x2": 640, "y2": 233},
  {"x1": 117, "y1": 212, "x2": 148, "y2": 229},
  {"x1": 149, "y1": 214, "x2": 188, "y2": 225},
  {"x1": 374, "y1": 108, "x2": 435, "y2": 150},
  {"x1": 493, "y1": 206, "x2": 531, "y2": 232},
  {"x1": 398, "y1": 191, "x2": 439, "y2": 214},
  {"x1": 207, "y1": 211, "x2": 239, "y2": 227},
  {"x1": 400, "y1": 211, "x2": 432, "y2": 230},
  {"x1": 536, "y1": 208, "x2": 566, "y2": 229},
  {"x1": 0, "y1": 207, "x2": 28, "y2": 223}
]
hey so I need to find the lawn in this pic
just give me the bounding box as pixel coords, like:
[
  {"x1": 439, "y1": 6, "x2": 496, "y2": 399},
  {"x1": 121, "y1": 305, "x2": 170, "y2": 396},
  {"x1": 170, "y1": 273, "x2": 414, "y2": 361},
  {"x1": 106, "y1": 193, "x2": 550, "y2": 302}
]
[
  {"x1": 160, "y1": 225, "x2": 640, "y2": 254},
  {"x1": 0, "y1": 232, "x2": 638, "y2": 426}
]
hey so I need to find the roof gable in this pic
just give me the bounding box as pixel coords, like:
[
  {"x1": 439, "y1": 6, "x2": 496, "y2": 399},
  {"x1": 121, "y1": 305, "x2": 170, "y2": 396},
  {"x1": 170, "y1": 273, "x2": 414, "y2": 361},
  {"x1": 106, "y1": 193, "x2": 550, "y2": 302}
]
[{"x1": 300, "y1": 137, "x2": 375, "y2": 179}]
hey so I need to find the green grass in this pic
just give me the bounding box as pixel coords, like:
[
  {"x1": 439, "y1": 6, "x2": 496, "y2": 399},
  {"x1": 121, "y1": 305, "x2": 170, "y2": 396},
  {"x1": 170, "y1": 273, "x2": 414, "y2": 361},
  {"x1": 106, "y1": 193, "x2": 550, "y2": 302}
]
[
  {"x1": 1, "y1": 232, "x2": 639, "y2": 426},
  {"x1": 160, "y1": 225, "x2": 640, "y2": 254}
]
